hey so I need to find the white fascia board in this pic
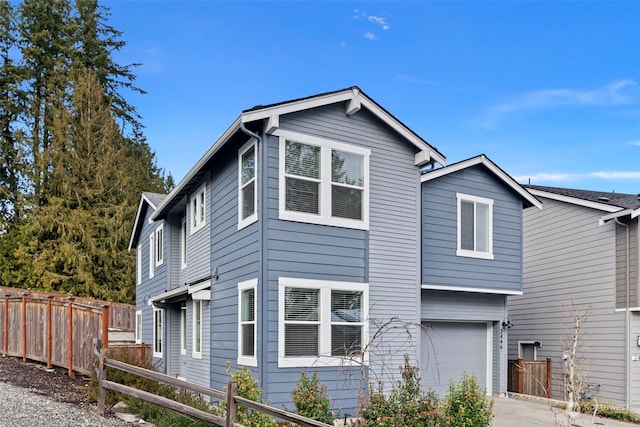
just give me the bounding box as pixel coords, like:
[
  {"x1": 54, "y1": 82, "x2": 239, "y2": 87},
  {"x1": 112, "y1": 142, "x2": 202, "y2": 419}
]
[
  {"x1": 421, "y1": 155, "x2": 542, "y2": 209},
  {"x1": 188, "y1": 280, "x2": 211, "y2": 294},
  {"x1": 528, "y1": 188, "x2": 624, "y2": 213},
  {"x1": 151, "y1": 117, "x2": 242, "y2": 221},
  {"x1": 421, "y1": 283, "x2": 523, "y2": 296},
  {"x1": 128, "y1": 194, "x2": 160, "y2": 250},
  {"x1": 148, "y1": 284, "x2": 189, "y2": 305},
  {"x1": 240, "y1": 88, "x2": 446, "y2": 167},
  {"x1": 600, "y1": 209, "x2": 635, "y2": 224}
]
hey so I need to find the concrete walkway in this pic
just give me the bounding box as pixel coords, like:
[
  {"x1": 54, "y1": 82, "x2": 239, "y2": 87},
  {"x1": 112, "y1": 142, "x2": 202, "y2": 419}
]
[{"x1": 493, "y1": 396, "x2": 638, "y2": 427}]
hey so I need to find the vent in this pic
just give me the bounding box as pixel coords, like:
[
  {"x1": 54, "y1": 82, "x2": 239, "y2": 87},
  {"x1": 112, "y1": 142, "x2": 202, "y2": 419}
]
[{"x1": 598, "y1": 197, "x2": 610, "y2": 202}]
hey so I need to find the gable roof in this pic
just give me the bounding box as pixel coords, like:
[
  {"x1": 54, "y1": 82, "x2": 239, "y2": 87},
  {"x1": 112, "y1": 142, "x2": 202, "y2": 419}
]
[
  {"x1": 129, "y1": 192, "x2": 167, "y2": 250},
  {"x1": 420, "y1": 154, "x2": 542, "y2": 209},
  {"x1": 526, "y1": 185, "x2": 640, "y2": 220},
  {"x1": 150, "y1": 86, "x2": 446, "y2": 220}
]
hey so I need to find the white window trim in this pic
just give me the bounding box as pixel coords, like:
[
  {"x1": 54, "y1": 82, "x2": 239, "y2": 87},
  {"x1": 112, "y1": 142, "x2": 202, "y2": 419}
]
[
  {"x1": 155, "y1": 225, "x2": 164, "y2": 267},
  {"x1": 190, "y1": 183, "x2": 207, "y2": 235},
  {"x1": 278, "y1": 277, "x2": 369, "y2": 368},
  {"x1": 192, "y1": 299, "x2": 203, "y2": 359},
  {"x1": 238, "y1": 279, "x2": 258, "y2": 367},
  {"x1": 275, "y1": 129, "x2": 370, "y2": 230},
  {"x1": 180, "y1": 304, "x2": 187, "y2": 355},
  {"x1": 135, "y1": 310, "x2": 142, "y2": 344},
  {"x1": 148, "y1": 233, "x2": 155, "y2": 279},
  {"x1": 153, "y1": 308, "x2": 164, "y2": 358},
  {"x1": 136, "y1": 245, "x2": 142, "y2": 285},
  {"x1": 456, "y1": 193, "x2": 494, "y2": 260},
  {"x1": 238, "y1": 139, "x2": 258, "y2": 230},
  {"x1": 180, "y1": 217, "x2": 187, "y2": 269}
]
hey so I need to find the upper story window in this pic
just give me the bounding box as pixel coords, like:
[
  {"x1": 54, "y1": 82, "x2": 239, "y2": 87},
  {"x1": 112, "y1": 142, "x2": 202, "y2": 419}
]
[
  {"x1": 276, "y1": 129, "x2": 370, "y2": 230},
  {"x1": 238, "y1": 279, "x2": 257, "y2": 366},
  {"x1": 278, "y1": 277, "x2": 368, "y2": 368},
  {"x1": 180, "y1": 217, "x2": 187, "y2": 269},
  {"x1": 136, "y1": 245, "x2": 142, "y2": 285},
  {"x1": 456, "y1": 193, "x2": 494, "y2": 260},
  {"x1": 155, "y1": 225, "x2": 164, "y2": 267},
  {"x1": 190, "y1": 183, "x2": 206, "y2": 234},
  {"x1": 148, "y1": 233, "x2": 155, "y2": 279},
  {"x1": 238, "y1": 140, "x2": 258, "y2": 229}
]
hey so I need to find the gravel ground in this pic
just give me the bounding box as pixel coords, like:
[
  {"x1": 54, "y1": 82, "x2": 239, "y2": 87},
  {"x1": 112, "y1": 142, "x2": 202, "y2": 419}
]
[{"x1": 0, "y1": 354, "x2": 130, "y2": 427}]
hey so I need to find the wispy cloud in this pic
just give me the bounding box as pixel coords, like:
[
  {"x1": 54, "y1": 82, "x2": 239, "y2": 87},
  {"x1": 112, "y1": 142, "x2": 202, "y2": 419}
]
[
  {"x1": 630, "y1": 140, "x2": 640, "y2": 146},
  {"x1": 477, "y1": 80, "x2": 639, "y2": 129},
  {"x1": 353, "y1": 9, "x2": 390, "y2": 41}
]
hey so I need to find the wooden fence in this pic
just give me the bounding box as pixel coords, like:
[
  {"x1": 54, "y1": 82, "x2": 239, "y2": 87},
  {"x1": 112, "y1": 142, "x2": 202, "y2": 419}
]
[
  {"x1": 0, "y1": 287, "x2": 137, "y2": 378},
  {"x1": 93, "y1": 340, "x2": 332, "y2": 427},
  {"x1": 508, "y1": 358, "x2": 551, "y2": 398}
]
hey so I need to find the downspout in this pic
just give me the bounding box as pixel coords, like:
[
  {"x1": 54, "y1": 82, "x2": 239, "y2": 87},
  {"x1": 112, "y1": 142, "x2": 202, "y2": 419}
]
[
  {"x1": 615, "y1": 218, "x2": 630, "y2": 409},
  {"x1": 239, "y1": 122, "x2": 266, "y2": 391}
]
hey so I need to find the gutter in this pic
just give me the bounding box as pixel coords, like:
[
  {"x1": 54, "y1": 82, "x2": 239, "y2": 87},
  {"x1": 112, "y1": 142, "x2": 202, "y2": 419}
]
[{"x1": 614, "y1": 218, "x2": 631, "y2": 410}]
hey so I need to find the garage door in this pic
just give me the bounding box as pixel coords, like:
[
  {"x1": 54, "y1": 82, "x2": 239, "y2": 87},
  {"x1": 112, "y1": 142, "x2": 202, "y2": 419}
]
[{"x1": 421, "y1": 321, "x2": 490, "y2": 397}]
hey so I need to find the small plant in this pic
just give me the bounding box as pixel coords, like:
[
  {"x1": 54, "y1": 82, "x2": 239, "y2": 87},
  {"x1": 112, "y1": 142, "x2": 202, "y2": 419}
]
[
  {"x1": 291, "y1": 371, "x2": 334, "y2": 424},
  {"x1": 225, "y1": 362, "x2": 277, "y2": 427},
  {"x1": 441, "y1": 372, "x2": 493, "y2": 427}
]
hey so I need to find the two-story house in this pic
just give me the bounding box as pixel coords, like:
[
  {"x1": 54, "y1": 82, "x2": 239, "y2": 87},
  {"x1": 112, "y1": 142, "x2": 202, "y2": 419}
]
[
  {"x1": 508, "y1": 185, "x2": 640, "y2": 409},
  {"x1": 129, "y1": 87, "x2": 540, "y2": 411}
]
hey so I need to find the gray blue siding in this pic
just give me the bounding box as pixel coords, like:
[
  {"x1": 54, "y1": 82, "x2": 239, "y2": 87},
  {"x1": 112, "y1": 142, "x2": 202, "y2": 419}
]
[{"x1": 422, "y1": 166, "x2": 524, "y2": 293}]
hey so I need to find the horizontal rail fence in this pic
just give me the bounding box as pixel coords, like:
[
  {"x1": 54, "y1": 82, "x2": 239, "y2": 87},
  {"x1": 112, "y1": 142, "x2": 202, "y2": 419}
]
[
  {"x1": 93, "y1": 340, "x2": 332, "y2": 427},
  {"x1": 0, "y1": 287, "x2": 137, "y2": 378}
]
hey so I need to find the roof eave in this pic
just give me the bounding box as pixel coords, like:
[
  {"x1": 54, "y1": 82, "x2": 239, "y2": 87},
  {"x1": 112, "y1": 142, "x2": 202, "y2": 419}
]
[
  {"x1": 128, "y1": 193, "x2": 159, "y2": 250},
  {"x1": 528, "y1": 188, "x2": 624, "y2": 213}
]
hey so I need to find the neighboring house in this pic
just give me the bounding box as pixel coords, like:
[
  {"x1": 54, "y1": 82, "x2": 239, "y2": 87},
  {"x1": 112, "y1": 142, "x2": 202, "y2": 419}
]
[
  {"x1": 129, "y1": 87, "x2": 540, "y2": 412},
  {"x1": 508, "y1": 185, "x2": 640, "y2": 409}
]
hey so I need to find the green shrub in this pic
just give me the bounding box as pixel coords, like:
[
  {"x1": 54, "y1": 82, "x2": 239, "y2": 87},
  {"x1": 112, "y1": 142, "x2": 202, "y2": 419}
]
[
  {"x1": 291, "y1": 371, "x2": 334, "y2": 424},
  {"x1": 441, "y1": 372, "x2": 493, "y2": 427},
  {"x1": 225, "y1": 362, "x2": 277, "y2": 427},
  {"x1": 357, "y1": 355, "x2": 445, "y2": 427},
  {"x1": 580, "y1": 401, "x2": 640, "y2": 423}
]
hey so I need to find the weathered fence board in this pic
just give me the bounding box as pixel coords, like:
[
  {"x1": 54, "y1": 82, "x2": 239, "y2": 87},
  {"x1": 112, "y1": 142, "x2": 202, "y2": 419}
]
[
  {"x1": 508, "y1": 358, "x2": 551, "y2": 398},
  {"x1": 0, "y1": 287, "x2": 136, "y2": 377}
]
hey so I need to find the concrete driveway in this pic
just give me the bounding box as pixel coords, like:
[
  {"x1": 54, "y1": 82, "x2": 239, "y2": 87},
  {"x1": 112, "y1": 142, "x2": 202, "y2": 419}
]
[{"x1": 493, "y1": 396, "x2": 638, "y2": 427}]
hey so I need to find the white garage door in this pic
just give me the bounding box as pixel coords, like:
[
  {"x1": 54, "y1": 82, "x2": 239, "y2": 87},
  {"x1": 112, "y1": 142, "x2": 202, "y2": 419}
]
[{"x1": 421, "y1": 321, "x2": 491, "y2": 397}]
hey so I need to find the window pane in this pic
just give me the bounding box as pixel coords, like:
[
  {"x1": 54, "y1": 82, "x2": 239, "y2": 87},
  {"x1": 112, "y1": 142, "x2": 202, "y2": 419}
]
[
  {"x1": 331, "y1": 291, "x2": 362, "y2": 322},
  {"x1": 285, "y1": 324, "x2": 319, "y2": 356},
  {"x1": 332, "y1": 150, "x2": 364, "y2": 186},
  {"x1": 332, "y1": 325, "x2": 362, "y2": 356},
  {"x1": 241, "y1": 324, "x2": 255, "y2": 356},
  {"x1": 199, "y1": 192, "x2": 205, "y2": 224},
  {"x1": 241, "y1": 288, "x2": 255, "y2": 322},
  {"x1": 285, "y1": 141, "x2": 320, "y2": 178},
  {"x1": 285, "y1": 288, "x2": 319, "y2": 321},
  {"x1": 241, "y1": 145, "x2": 255, "y2": 185},
  {"x1": 242, "y1": 182, "x2": 255, "y2": 219},
  {"x1": 332, "y1": 186, "x2": 362, "y2": 220},
  {"x1": 460, "y1": 200, "x2": 474, "y2": 250},
  {"x1": 285, "y1": 178, "x2": 319, "y2": 214},
  {"x1": 476, "y1": 203, "x2": 490, "y2": 252}
]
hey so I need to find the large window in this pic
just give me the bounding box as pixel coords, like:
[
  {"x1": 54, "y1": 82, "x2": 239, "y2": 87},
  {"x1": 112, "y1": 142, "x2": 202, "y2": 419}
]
[
  {"x1": 238, "y1": 279, "x2": 257, "y2": 366},
  {"x1": 155, "y1": 225, "x2": 164, "y2": 267},
  {"x1": 192, "y1": 299, "x2": 202, "y2": 359},
  {"x1": 135, "y1": 310, "x2": 142, "y2": 344},
  {"x1": 456, "y1": 193, "x2": 494, "y2": 260},
  {"x1": 276, "y1": 130, "x2": 369, "y2": 230},
  {"x1": 278, "y1": 277, "x2": 368, "y2": 367},
  {"x1": 190, "y1": 184, "x2": 206, "y2": 234},
  {"x1": 153, "y1": 308, "x2": 164, "y2": 358},
  {"x1": 238, "y1": 140, "x2": 258, "y2": 229}
]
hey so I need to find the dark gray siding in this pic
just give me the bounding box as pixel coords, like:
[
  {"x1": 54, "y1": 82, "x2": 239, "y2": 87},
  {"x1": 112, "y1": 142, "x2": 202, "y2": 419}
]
[
  {"x1": 261, "y1": 104, "x2": 424, "y2": 412},
  {"x1": 509, "y1": 197, "x2": 625, "y2": 405},
  {"x1": 422, "y1": 166, "x2": 524, "y2": 293}
]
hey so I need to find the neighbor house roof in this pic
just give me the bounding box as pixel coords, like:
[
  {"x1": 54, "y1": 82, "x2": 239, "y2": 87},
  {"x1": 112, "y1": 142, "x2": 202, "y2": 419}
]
[
  {"x1": 421, "y1": 154, "x2": 542, "y2": 209},
  {"x1": 150, "y1": 86, "x2": 446, "y2": 221},
  {"x1": 526, "y1": 185, "x2": 640, "y2": 221}
]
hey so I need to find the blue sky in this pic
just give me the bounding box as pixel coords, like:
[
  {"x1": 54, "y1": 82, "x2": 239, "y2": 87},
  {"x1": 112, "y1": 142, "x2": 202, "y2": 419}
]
[{"x1": 105, "y1": 1, "x2": 640, "y2": 194}]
